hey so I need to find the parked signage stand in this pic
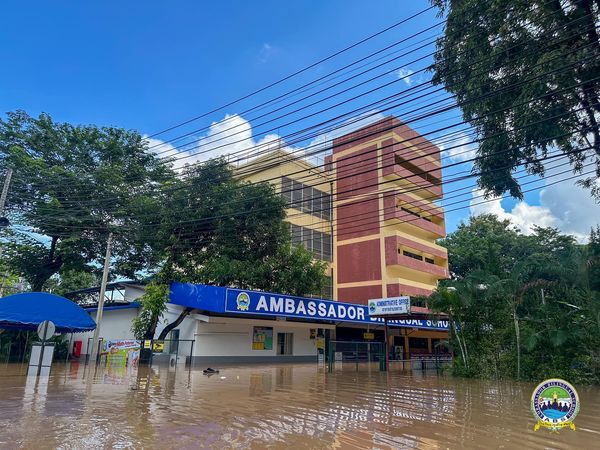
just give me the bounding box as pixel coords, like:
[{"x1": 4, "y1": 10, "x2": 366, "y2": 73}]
[{"x1": 28, "y1": 320, "x2": 55, "y2": 377}]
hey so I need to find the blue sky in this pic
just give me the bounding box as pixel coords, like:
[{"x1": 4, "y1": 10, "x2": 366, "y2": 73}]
[{"x1": 1, "y1": 1, "x2": 597, "y2": 240}]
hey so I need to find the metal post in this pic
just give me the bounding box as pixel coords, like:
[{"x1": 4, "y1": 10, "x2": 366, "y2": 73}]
[
  {"x1": 66, "y1": 333, "x2": 73, "y2": 363},
  {"x1": 88, "y1": 232, "x2": 113, "y2": 364},
  {"x1": 384, "y1": 318, "x2": 389, "y2": 372},
  {"x1": 37, "y1": 321, "x2": 49, "y2": 377}
]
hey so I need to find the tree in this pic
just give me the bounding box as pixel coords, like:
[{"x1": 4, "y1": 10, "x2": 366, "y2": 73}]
[
  {"x1": 439, "y1": 214, "x2": 526, "y2": 278},
  {"x1": 0, "y1": 111, "x2": 174, "y2": 290},
  {"x1": 44, "y1": 269, "x2": 99, "y2": 296},
  {"x1": 431, "y1": 0, "x2": 600, "y2": 198},
  {"x1": 134, "y1": 159, "x2": 328, "y2": 340},
  {"x1": 434, "y1": 215, "x2": 600, "y2": 383},
  {"x1": 588, "y1": 226, "x2": 600, "y2": 290}
]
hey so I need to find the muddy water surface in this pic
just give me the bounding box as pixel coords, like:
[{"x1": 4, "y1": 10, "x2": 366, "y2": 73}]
[{"x1": 0, "y1": 362, "x2": 598, "y2": 449}]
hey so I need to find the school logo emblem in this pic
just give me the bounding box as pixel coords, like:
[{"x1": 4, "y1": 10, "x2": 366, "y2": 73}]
[
  {"x1": 368, "y1": 302, "x2": 376, "y2": 314},
  {"x1": 531, "y1": 378, "x2": 579, "y2": 431},
  {"x1": 236, "y1": 292, "x2": 251, "y2": 311}
]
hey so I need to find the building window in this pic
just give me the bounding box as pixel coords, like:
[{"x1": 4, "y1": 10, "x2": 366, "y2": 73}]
[
  {"x1": 425, "y1": 257, "x2": 435, "y2": 265},
  {"x1": 281, "y1": 177, "x2": 330, "y2": 219},
  {"x1": 281, "y1": 177, "x2": 292, "y2": 204},
  {"x1": 402, "y1": 250, "x2": 423, "y2": 261},
  {"x1": 277, "y1": 332, "x2": 294, "y2": 355},
  {"x1": 322, "y1": 194, "x2": 332, "y2": 220},
  {"x1": 289, "y1": 223, "x2": 332, "y2": 262},
  {"x1": 399, "y1": 205, "x2": 432, "y2": 222},
  {"x1": 322, "y1": 276, "x2": 333, "y2": 299},
  {"x1": 323, "y1": 232, "x2": 332, "y2": 261}
]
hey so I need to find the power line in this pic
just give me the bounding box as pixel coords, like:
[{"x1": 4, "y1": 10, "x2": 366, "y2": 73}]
[
  {"x1": 8, "y1": 4, "x2": 592, "y2": 202},
  {"x1": 146, "y1": 1, "x2": 593, "y2": 163},
  {"x1": 11, "y1": 62, "x2": 600, "y2": 216},
  {"x1": 147, "y1": 5, "x2": 437, "y2": 139},
  {"x1": 15, "y1": 133, "x2": 594, "y2": 235}
]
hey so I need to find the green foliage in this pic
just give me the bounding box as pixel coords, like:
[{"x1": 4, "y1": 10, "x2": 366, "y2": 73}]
[
  {"x1": 132, "y1": 282, "x2": 170, "y2": 340},
  {"x1": 135, "y1": 160, "x2": 328, "y2": 338},
  {"x1": 431, "y1": 0, "x2": 600, "y2": 198},
  {"x1": 44, "y1": 270, "x2": 99, "y2": 296},
  {"x1": 434, "y1": 215, "x2": 600, "y2": 383},
  {"x1": 0, "y1": 110, "x2": 175, "y2": 291}
]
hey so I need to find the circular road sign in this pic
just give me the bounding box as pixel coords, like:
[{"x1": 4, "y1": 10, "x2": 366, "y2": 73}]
[{"x1": 37, "y1": 320, "x2": 56, "y2": 341}]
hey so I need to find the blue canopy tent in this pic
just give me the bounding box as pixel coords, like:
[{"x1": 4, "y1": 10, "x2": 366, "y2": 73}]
[{"x1": 0, "y1": 292, "x2": 96, "y2": 333}]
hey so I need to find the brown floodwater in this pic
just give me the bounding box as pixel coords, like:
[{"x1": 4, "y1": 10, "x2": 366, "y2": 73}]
[{"x1": 0, "y1": 362, "x2": 598, "y2": 449}]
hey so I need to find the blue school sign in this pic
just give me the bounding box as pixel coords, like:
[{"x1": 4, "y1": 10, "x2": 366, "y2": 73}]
[{"x1": 170, "y1": 282, "x2": 449, "y2": 331}]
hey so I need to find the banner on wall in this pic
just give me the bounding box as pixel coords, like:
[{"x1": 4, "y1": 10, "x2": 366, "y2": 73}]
[
  {"x1": 101, "y1": 340, "x2": 140, "y2": 368},
  {"x1": 252, "y1": 326, "x2": 273, "y2": 350}
]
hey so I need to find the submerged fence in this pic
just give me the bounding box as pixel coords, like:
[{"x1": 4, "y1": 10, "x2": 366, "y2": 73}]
[
  {"x1": 327, "y1": 340, "x2": 386, "y2": 372},
  {"x1": 325, "y1": 340, "x2": 452, "y2": 373},
  {"x1": 85, "y1": 338, "x2": 195, "y2": 367}
]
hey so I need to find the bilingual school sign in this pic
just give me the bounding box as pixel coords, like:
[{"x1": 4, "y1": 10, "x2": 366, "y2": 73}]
[{"x1": 224, "y1": 288, "x2": 449, "y2": 331}]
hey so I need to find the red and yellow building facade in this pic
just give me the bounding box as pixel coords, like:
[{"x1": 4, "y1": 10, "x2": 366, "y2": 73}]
[{"x1": 239, "y1": 116, "x2": 449, "y2": 358}]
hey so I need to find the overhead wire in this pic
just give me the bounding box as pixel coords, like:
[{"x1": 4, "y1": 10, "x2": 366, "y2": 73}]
[
  {"x1": 147, "y1": 5, "x2": 437, "y2": 139},
  {"x1": 3, "y1": 4, "x2": 596, "y2": 243},
  {"x1": 9, "y1": 0, "x2": 585, "y2": 196}
]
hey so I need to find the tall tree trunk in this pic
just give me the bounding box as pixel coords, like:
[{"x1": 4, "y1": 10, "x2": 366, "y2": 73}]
[
  {"x1": 157, "y1": 307, "x2": 193, "y2": 340},
  {"x1": 513, "y1": 304, "x2": 521, "y2": 380},
  {"x1": 143, "y1": 314, "x2": 160, "y2": 340},
  {"x1": 452, "y1": 320, "x2": 468, "y2": 369}
]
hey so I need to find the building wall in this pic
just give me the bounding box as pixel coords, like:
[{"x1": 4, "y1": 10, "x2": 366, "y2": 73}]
[
  {"x1": 77, "y1": 303, "x2": 334, "y2": 363},
  {"x1": 79, "y1": 308, "x2": 139, "y2": 355},
  {"x1": 330, "y1": 117, "x2": 449, "y2": 304},
  {"x1": 233, "y1": 117, "x2": 449, "y2": 305},
  {"x1": 192, "y1": 317, "x2": 333, "y2": 362},
  {"x1": 236, "y1": 150, "x2": 334, "y2": 298}
]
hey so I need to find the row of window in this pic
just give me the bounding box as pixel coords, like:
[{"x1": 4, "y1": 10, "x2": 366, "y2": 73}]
[
  {"x1": 281, "y1": 177, "x2": 332, "y2": 220},
  {"x1": 402, "y1": 250, "x2": 435, "y2": 265},
  {"x1": 400, "y1": 206, "x2": 432, "y2": 223},
  {"x1": 290, "y1": 223, "x2": 332, "y2": 262}
]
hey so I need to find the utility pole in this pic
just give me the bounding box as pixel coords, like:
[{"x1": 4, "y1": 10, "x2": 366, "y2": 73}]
[
  {"x1": 0, "y1": 169, "x2": 14, "y2": 298},
  {"x1": 88, "y1": 232, "x2": 113, "y2": 364}
]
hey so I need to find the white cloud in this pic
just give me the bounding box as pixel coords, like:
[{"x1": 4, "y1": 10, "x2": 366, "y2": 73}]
[
  {"x1": 144, "y1": 136, "x2": 187, "y2": 170},
  {"x1": 539, "y1": 176, "x2": 600, "y2": 242},
  {"x1": 438, "y1": 131, "x2": 477, "y2": 163},
  {"x1": 397, "y1": 68, "x2": 415, "y2": 86},
  {"x1": 470, "y1": 187, "x2": 557, "y2": 235},
  {"x1": 196, "y1": 114, "x2": 255, "y2": 160},
  {"x1": 259, "y1": 43, "x2": 277, "y2": 63},
  {"x1": 469, "y1": 173, "x2": 600, "y2": 242},
  {"x1": 146, "y1": 111, "x2": 391, "y2": 171}
]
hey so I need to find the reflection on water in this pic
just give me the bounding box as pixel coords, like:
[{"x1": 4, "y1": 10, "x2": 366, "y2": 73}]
[{"x1": 0, "y1": 362, "x2": 598, "y2": 449}]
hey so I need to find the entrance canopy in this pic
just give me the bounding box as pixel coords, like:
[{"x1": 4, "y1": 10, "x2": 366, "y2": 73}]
[
  {"x1": 170, "y1": 282, "x2": 449, "y2": 331},
  {"x1": 0, "y1": 292, "x2": 96, "y2": 333}
]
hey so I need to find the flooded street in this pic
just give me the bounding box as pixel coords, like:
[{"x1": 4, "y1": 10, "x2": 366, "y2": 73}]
[{"x1": 0, "y1": 363, "x2": 598, "y2": 449}]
